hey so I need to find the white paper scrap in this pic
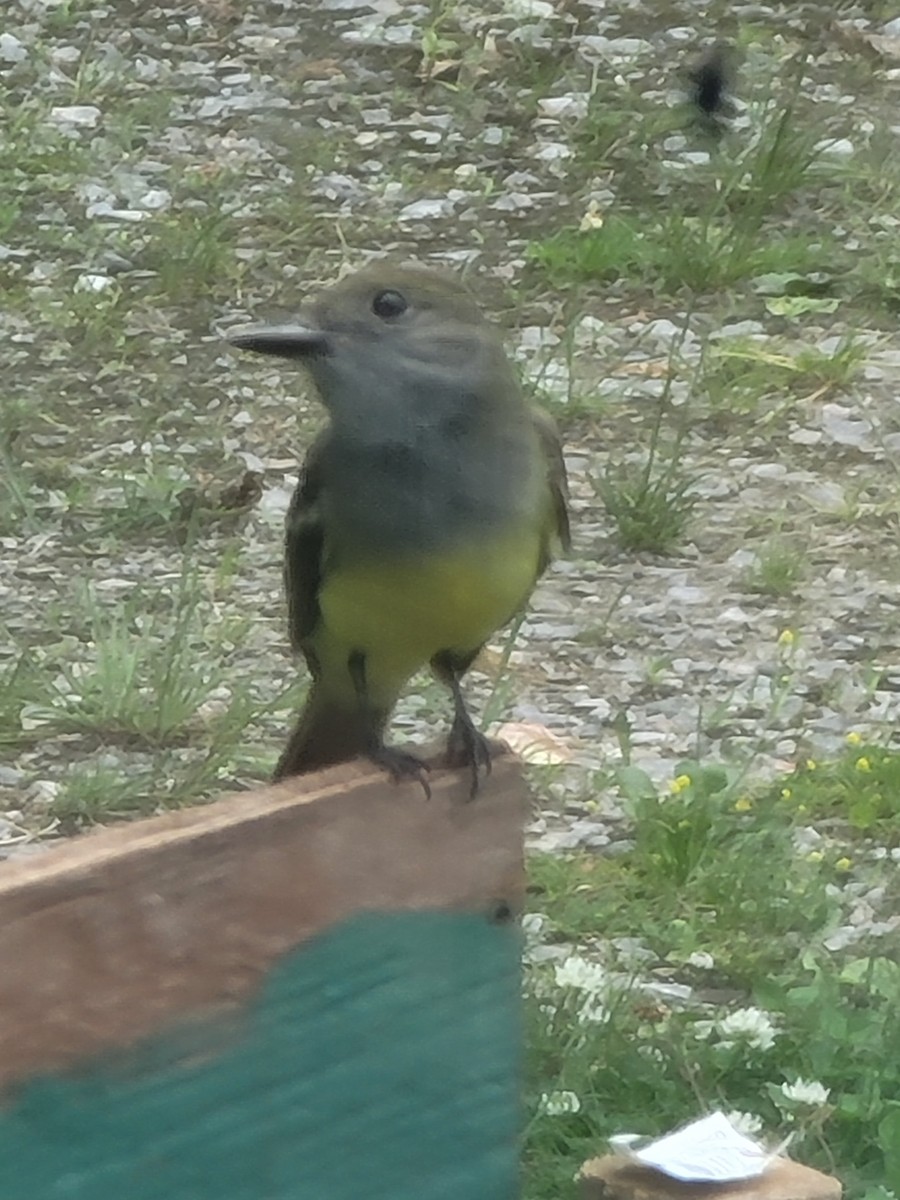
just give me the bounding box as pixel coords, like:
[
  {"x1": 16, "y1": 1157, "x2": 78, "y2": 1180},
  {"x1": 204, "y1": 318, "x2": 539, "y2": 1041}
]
[{"x1": 608, "y1": 1112, "x2": 776, "y2": 1183}]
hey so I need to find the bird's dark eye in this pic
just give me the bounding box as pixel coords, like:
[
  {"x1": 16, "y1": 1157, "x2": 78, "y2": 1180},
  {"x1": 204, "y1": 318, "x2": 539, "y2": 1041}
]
[{"x1": 372, "y1": 289, "x2": 408, "y2": 320}]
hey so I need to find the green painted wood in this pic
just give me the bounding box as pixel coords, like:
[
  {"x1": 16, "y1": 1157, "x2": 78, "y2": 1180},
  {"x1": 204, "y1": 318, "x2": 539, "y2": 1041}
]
[{"x1": 0, "y1": 910, "x2": 520, "y2": 1200}]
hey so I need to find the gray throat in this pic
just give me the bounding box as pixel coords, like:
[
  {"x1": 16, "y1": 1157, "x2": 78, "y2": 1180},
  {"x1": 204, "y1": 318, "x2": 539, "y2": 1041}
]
[{"x1": 319, "y1": 413, "x2": 539, "y2": 560}]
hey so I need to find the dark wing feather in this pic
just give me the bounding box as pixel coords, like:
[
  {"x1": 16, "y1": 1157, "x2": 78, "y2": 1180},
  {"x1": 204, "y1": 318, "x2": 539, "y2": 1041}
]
[
  {"x1": 531, "y1": 407, "x2": 571, "y2": 558},
  {"x1": 284, "y1": 431, "x2": 329, "y2": 655}
]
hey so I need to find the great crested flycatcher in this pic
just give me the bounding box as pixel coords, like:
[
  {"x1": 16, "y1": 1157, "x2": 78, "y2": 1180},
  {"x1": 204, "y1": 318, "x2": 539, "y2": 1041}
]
[{"x1": 227, "y1": 263, "x2": 570, "y2": 797}]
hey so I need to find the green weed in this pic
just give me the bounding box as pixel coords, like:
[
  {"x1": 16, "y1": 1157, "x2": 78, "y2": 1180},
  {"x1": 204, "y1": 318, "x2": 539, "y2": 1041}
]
[
  {"x1": 596, "y1": 340, "x2": 700, "y2": 554},
  {"x1": 743, "y1": 538, "x2": 808, "y2": 598},
  {"x1": 20, "y1": 572, "x2": 249, "y2": 747},
  {"x1": 768, "y1": 739, "x2": 900, "y2": 843}
]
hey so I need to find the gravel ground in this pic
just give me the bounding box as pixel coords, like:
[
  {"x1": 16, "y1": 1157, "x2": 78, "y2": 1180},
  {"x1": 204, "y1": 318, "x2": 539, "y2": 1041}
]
[{"x1": 2, "y1": 0, "x2": 900, "y2": 860}]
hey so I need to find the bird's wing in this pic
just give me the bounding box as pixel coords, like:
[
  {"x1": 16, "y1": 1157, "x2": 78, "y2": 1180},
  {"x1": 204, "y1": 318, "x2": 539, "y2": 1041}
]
[
  {"x1": 284, "y1": 431, "x2": 329, "y2": 654},
  {"x1": 532, "y1": 407, "x2": 571, "y2": 554}
]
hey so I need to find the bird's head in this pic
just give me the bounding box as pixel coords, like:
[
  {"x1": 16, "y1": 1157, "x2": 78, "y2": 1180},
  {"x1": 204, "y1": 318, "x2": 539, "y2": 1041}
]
[{"x1": 225, "y1": 263, "x2": 518, "y2": 436}]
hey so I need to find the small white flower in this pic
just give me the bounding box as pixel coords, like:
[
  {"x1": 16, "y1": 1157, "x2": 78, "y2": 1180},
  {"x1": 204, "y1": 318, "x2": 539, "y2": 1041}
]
[
  {"x1": 554, "y1": 954, "x2": 608, "y2": 995},
  {"x1": 539, "y1": 1089, "x2": 581, "y2": 1116},
  {"x1": 725, "y1": 1110, "x2": 764, "y2": 1137},
  {"x1": 716, "y1": 1007, "x2": 779, "y2": 1051},
  {"x1": 578, "y1": 995, "x2": 610, "y2": 1025},
  {"x1": 780, "y1": 1079, "x2": 830, "y2": 1107},
  {"x1": 579, "y1": 199, "x2": 604, "y2": 232},
  {"x1": 688, "y1": 951, "x2": 715, "y2": 969},
  {"x1": 638, "y1": 1044, "x2": 665, "y2": 1064}
]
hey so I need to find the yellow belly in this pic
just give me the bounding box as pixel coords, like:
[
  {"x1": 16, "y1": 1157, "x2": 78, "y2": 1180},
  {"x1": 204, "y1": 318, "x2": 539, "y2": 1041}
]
[{"x1": 314, "y1": 528, "x2": 542, "y2": 705}]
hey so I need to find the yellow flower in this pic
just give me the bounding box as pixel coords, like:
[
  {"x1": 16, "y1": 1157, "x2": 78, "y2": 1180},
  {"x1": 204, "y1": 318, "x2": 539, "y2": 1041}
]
[
  {"x1": 777, "y1": 629, "x2": 796, "y2": 648},
  {"x1": 805, "y1": 759, "x2": 817, "y2": 771},
  {"x1": 780, "y1": 788, "x2": 792, "y2": 800},
  {"x1": 734, "y1": 797, "x2": 753, "y2": 812},
  {"x1": 855, "y1": 757, "x2": 871, "y2": 772},
  {"x1": 807, "y1": 850, "x2": 824, "y2": 863},
  {"x1": 670, "y1": 774, "x2": 691, "y2": 794},
  {"x1": 797, "y1": 804, "x2": 808, "y2": 815},
  {"x1": 846, "y1": 731, "x2": 862, "y2": 746},
  {"x1": 835, "y1": 857, "x2": 852, "y2": 872},
  {"x1": 677, "y1": 819, "x2": 691, "y2": 830}
]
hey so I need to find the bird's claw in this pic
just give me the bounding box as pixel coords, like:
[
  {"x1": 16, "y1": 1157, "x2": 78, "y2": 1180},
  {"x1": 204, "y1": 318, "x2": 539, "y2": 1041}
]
[
  {"x1": 441, "y1": 726, "x2": 502, "y2": 800},
  {"x1": 369, "y1": 746, "x2": 432, "y2": 800}
]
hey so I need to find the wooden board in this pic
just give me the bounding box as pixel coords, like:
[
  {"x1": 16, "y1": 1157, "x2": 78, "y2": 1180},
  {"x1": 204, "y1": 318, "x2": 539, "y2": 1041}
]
[
  {"x1": 579, "y1": 1155, "x2": 842, "y2": 1200},
  {"x1": 0, "y1": 756, "x2": 527, "y2": 1200}
]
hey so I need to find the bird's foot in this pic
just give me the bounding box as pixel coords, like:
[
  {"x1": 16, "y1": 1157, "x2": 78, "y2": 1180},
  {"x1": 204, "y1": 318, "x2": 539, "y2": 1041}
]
[
  {"x1": 440, "y1": 722, "x2": 503, "y2": 800},
  {"x1": 368, "y1": 745, "x2": 432, "y2": 800}
]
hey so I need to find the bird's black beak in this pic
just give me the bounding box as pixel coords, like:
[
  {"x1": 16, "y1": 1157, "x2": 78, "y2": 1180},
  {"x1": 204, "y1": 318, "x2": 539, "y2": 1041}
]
[{"x1": 225, "y1": 322, "x2": 329, "y2": 359}]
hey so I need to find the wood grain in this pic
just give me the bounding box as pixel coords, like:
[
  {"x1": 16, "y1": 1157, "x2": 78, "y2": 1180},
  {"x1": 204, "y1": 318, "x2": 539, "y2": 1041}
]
[
  {"x1": 579, "y1": 1156, "x2": 842, "y2": 1200},
  {"x1": 0, "y1": 755, "x2": 526, "y2": 1090}
]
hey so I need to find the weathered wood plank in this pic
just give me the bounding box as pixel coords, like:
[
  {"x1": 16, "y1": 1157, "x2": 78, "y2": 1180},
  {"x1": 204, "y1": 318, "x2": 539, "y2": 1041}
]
[
  {"x1": 579, "y1": 1156, "x2": 842, "y2": 1200},
  {"x1": 0, "y1": 757, "x2": 526, "y2": 1200}
]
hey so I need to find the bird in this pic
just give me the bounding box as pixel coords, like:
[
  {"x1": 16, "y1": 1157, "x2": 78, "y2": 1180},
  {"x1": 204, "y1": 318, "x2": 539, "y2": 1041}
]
[
  {"x1": 686, "y1": 42, "x2": 736, "y2": 127},
  {"x1": 227, "y1": 262, "x2": 570, "y2": 798}
]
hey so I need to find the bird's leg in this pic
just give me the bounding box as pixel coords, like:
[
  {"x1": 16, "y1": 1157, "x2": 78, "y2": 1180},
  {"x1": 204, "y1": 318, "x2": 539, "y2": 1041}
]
[
  {"x1": 442, "y1": 669, "x2": 498, "y2": 800},
  {"x1": 347, "y1": 651, "x2": 431, "y2": 799}
]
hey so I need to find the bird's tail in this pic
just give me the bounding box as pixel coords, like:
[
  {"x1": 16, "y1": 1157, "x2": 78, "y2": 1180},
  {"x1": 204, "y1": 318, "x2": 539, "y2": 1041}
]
[{"x1": 272, "y1": 686, "x2": 387, "y2": 781}]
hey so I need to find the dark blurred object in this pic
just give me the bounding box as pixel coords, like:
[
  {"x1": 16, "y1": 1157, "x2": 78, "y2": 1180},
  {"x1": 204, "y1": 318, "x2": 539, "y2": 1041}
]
[
  {"x1": 686, "y1": 42, "x2": 737, "y2": 128},
  {"x1": 215, "y1": 470, "x2": 265, "y2": 513},
  {"x1": 176, "y1": 468, "x2": 263, "y2": 535}
]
